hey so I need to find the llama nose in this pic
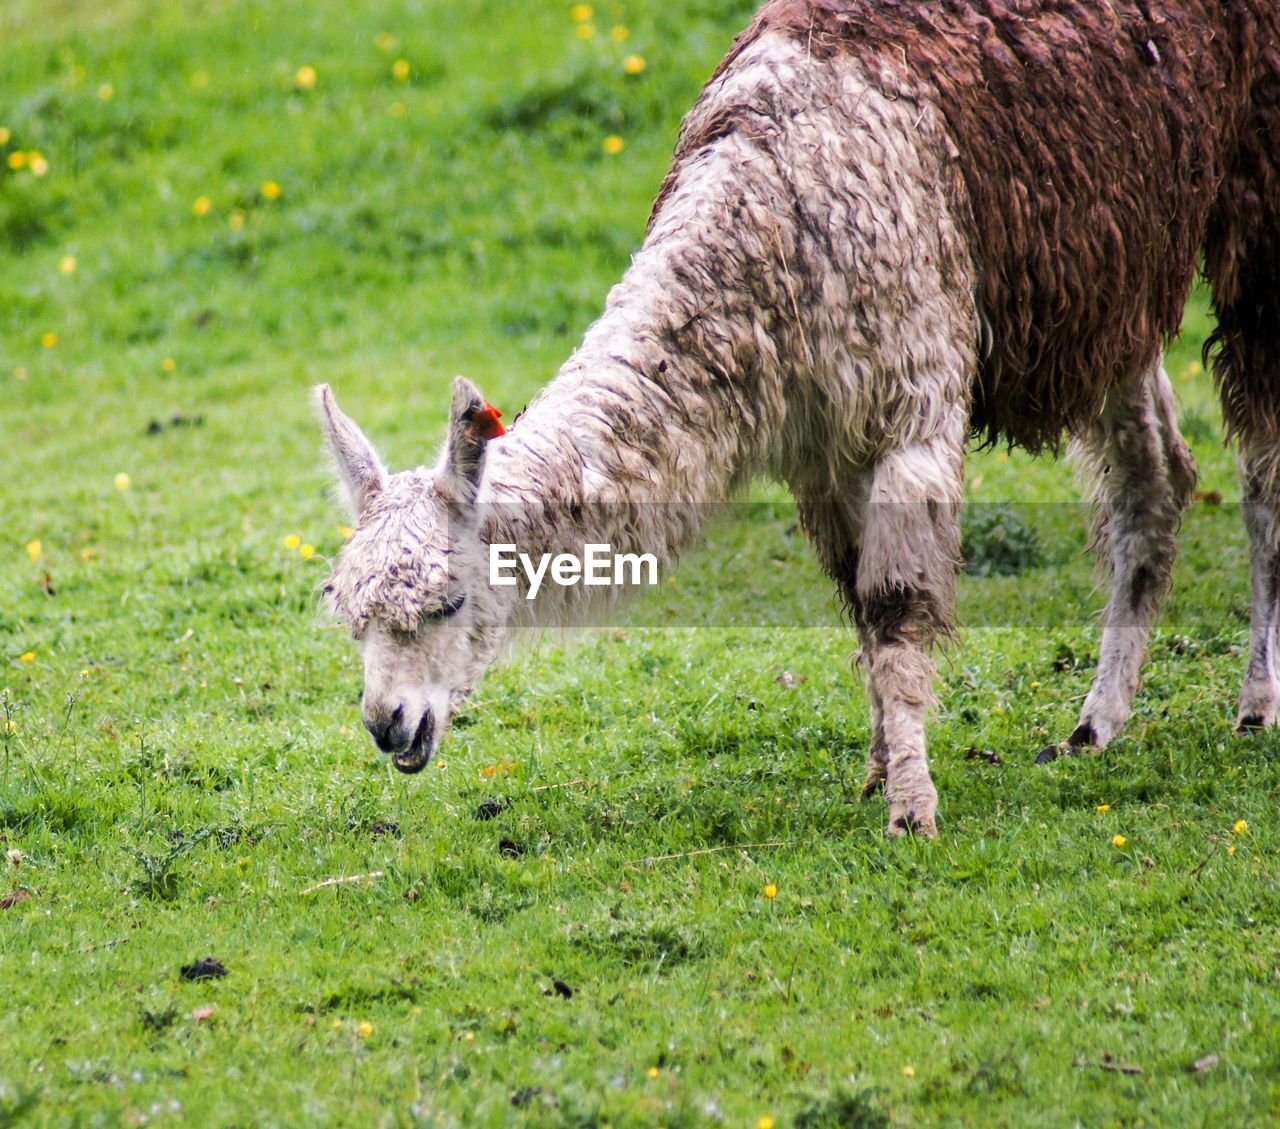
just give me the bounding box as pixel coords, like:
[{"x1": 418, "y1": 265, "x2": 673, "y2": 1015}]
[{"x1": 365, "y1": 703, "x2": 407, "y2": 753}]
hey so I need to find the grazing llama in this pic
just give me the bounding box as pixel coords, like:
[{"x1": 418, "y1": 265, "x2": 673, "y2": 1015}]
[{"x1": 317, "y1": 0, "x2": 1280, "y2": 837}]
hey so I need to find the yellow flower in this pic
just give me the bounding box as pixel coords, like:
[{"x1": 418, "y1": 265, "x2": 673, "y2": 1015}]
[
  {"x1": 375, "y1": 32, "x2": 397, "y2": 52},
  {"x1": 392, "y1": 59, "x2": 410, "y2": 81},
  {"x1": 7, "y1": 151, "x2": 26, "y2": 170},
  {"x1": 338, "y1": 525, "x2": 354, "y2": 539},
  {"x1": 98, "y1": 83, "x2": 114, "y2": 100},
  {"x1": 1111, "y1": 834, "x2": 1127, "y2": 848},
  {"x1": 570, "y1": 4, "x2": 593, "y2": 21},
  {"x1": 26, "y1": 540, "x2": 41, "y2": 563},
  {"x1": 59, "y1": 255, "x2": 77, "y2": 275},
  {"x1": 14, "y1": 367, "x2": 26, "y2": 381},
  {"x1": 575, "y1": 23, "x2": 596, "y2": 39},
  {"x1": 763, "y1": 883, "x2": 777, "y2": 899},
  {"x1": 162, "y1": 357, "x2": 177, "y2": 372},
  {"x1": 757, "y1": 1118, "x2": 774, "y2": 1129},
  {"x1": 1232, "y1": 819, "x2": 1248, "y2": 834},
  {"x1": 1227, "y1": 844, "x2": 1236, "y2": 856},
  {"x1": 80, "y1": 669, "x2": 89, "y2": 678},
  {"x1": 1029, "y1": 680, "x2": 1041, "y2": 690},
  {"x1": 0, "y1": 127, "x2": 9, "y2": 145},
  {"x1": 80, "y1": 547, "x2": 98, "y2": 561},
  {"x1": 356, "y1": 1021, "x2": 373, "y2": 1038},
  {"x1": 901, "y1": 1066, "x2": 916, "y2": 1078},
  {"x1": 4, "y1": 720, "x2": 15, "y2": 733},
  {"x1": 261, "y1": 180, "x2": 281, "y2": 200},
  {"x1": 330, "y1": 1018, "x2": 343, "y2": 1030},
  {"x1": 28, "y1": 152, "x2": 48, "y2": 177},
  {"x1": 646, "y1": 1066, "x2": 659, "y2": 1079},
  {"x1": 611, "y1": 25, "x2": 629, "y2": 41},
  {"x1": 299, "y1": 543, "x2": 316, "y2": 560},
  {"x1": 602, "y1": 135, "x2": 624, "y2": 155},
  {"x1": 41, "y1": 332, "x2": 58, "y2": 349},
  {"x1": 284, "y1": 534, "x2": 302, "y2": 549},
  {"x1": 295, "y1": 65, "x2": 317, "y2": 90},
  {"x1": 623, "y1": 54, "x2": 647, "y2": 75},
  {"x1": 192, "y1": 195, "x2": 212, "y2": 217},
  {"x1": 19, "y1": 652, "x2": 35, "y2": 663},
  {"x1": 228, "y1": 210, "x2": 245, "y2": 230},
  {"x1": 1096, "y1": 803, "x2": 1110, "y2": 813},
  {"x1": 191, "y1": 71, "x2": 210, "y2": 89},
  {"x1": 114, "y1": 472, "x2": 131, "y2": 491}
]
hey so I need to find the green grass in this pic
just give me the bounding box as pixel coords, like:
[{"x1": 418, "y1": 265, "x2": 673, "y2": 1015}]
[{"x1": 2, "y1": 1, "x2": 1278, "y2": 1126}]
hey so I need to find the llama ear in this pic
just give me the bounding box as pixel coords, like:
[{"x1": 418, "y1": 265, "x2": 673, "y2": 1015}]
[
  {"x1": 441, "y1": 375, "x2": 502, "y2": 503},
  {"x1": 312, "y1": 384, "x2": 387, "y2": 519}
]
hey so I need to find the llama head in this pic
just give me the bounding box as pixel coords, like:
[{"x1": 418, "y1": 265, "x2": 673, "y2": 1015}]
[{"x1": 314, "y1": 379, "x2": 507, "y2": 773}]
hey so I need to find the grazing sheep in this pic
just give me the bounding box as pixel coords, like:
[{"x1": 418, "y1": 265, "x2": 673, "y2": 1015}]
[{"x1": 317, "y1": 1, "x2": 1280, "y2": 836}]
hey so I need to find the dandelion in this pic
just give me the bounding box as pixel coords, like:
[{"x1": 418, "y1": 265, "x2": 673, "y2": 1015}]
[
  {"x1": 192, "y1": 195, "x2": 212, "y2": 217},
  {"x1": 646, "y1": 1066, "x2": 659, "y2": 1079},
  {"x1": 330, "y1": 1018, "x2": 343, "y2": 1030},
  {"x1": 20, "y1": 652, "x2": 35, "y2": 663},
  {"x1": 757, "y1": 1118, "x2": 775, "y2": 1129},
  {"x1": 58, "y1": 255, "x2": 77, "y2": 275},
  {"x1": 375, "y1": 32, "x2": 397, "y2": 52},
  {"x1": 80, "y1": 547, "x2": 98, "y2": 561},
  {"x1": 26, "y1": 540, "x2": 41, "y2": 563},
  {"x1": 901, "y1": 1066, "x2": 916, "y2": 1078},
  {"x1": 162, "y1": 357, "x2": 177, "y2": 372},
  {"x1": 392, "y1": 59, "x2": 411, "y2": 81},
  {"x1": 1029, "y1": 679, "x2": 1041, "y2": 690},
  {"x1": 763, "y1": 883, "x2": 777, "y2": 899},
  {"x1": 611, "y1": 25, "x2": 629, "y2": 41},
  {"x1": 261, "y1": 180, "x2": 281, "y2": 200},
  {"x1": 339, "y1": 525, "x2": 354, "y2": 539},
  {"x1": 295, "y1": 65, "x2": 317, "y2": 90},
  {"x1": 7, "y1": 848, "x2": 24, "y2": 865},
  {"x1": 356, "y1": 1021, "x2": 373, "y2": 1038},
  {"x1": 80, "y1": 669, "x2": 89, "y2": 678},
  {"x1": 1233, "y1": 819, "x2": 1248, "y2": 834},
  {"x1": 98, "y1": 83, "x2": 114, "y2": 100},
  {"x1": 284, "y1": 534, "x2": 302, "y2": 549},
  {"x1": 1096, "y1": 803, "x2": 1110, "y2": 813},
  {"x1": 571, "y1": 4, "x2": 593, "y2": 20},
  {"x1": 1112, "y1": 834, "x2": 1127, "y2": 848},
  {"x1": 228, "y1": 210, "x2": 245, "y2": 231},
  {"x1": 191, "y1": 71, "x2": 210, "y2": 89},
  {"x1": 28, "y1": 152, "x2": 48, "y2": 176},
  {"x1": 4, "y1": 720, "x2": 14, "y2": 734},
  {"x1": 602, "y1": 135, "x2": 624, "y2": 155},
  {"x1": 0, "y1": 127, "x2": 9, "y2": 145},
  {"x1": 623, "y1": 54, "x2": 646, "y2": 75},
  {"x1": 575, "y1": 23, "x2": 596, "y2": 39},
  {"x1": 1227, "y1": 844, "x2": 1236, "y2": 856},
  {"x1": 114, "y1": 472, "x2": 131, "y2": 491},
  {"x1": 7, "y1": 151, "x2": 26, "y2": 170},
  {"x1": 299, "y1": 543, "x2": 316, "y2": 560},
  {"x1": 41, "y1": 332, "x2": 58, "y2": 349}
]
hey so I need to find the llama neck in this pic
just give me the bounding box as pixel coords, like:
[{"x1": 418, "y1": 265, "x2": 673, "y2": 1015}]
[{"x1": 476, "y1": 225, "x2": 780, "y2": 621}]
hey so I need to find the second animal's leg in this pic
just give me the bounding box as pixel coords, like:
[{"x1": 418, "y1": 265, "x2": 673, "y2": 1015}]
[{"x1": 1037, "y1": 358, "x2": 1196, "y2": 763}]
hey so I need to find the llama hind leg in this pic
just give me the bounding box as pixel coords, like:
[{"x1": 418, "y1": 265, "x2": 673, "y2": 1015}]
[
  {"x1": 859, "y1": 436, "x2": 964, "y2": 837},
  {"x1": 1235, "y1": 444, "x2": 1280, "y2": 729},
  {"x1": 1037, "y1": 358, "x2": 1195, "y2": 763}
]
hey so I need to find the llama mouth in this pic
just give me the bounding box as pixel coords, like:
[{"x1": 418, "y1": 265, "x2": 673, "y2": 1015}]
[{"x1": 391, "y1": 712, "x2": 434, "y2": 774}]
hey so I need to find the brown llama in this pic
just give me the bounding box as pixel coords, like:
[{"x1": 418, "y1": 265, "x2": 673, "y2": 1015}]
[{"x1": 316, "y1": 1, "x2": 1280, "y2": 837}]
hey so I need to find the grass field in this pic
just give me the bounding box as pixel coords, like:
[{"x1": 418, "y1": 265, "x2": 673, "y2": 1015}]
[{"x1": 2, "y1": 1, "x2": 1278, "y2": 1126}]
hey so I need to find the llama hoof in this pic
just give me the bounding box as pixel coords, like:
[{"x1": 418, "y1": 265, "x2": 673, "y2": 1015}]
[
  {"x1": 1034, "y1": 745, "x2": 1060, "y2": 765},
  {"x1": 1237, "y1": 714, "x2": 1268, "y2": 733},
  {"x1": 886, "y1": 811, "x2": 937, "y2": 839},
  {"x1": 1067, "y1": 722, "x2": 1097, "y2": 748}
]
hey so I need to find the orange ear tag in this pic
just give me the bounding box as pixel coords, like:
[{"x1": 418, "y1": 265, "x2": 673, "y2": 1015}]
[{"x1": 472, "y1": 402, "x2": 505, "y2": 439}]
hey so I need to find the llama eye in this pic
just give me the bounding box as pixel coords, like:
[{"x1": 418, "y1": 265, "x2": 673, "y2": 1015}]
[{"x1": 424, "y1": 592, "x2": 467, "y2": 621}]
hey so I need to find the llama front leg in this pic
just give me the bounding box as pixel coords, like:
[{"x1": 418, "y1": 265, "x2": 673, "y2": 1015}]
[
  {"x1": 1037, "y1": 359, "x2": 1196, "y2": 762},
  {"x1": 859, "y1": 437, "x2": 963, "y2": 837},
  {"x1": 1236, "y1": 445, "x2": 1280, "y2": 729}
]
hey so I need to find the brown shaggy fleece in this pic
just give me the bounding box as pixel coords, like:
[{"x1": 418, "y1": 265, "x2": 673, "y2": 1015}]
[{"x1": 654, "y1": 0, "x2": 1280, "y2": 451}]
